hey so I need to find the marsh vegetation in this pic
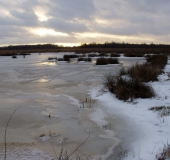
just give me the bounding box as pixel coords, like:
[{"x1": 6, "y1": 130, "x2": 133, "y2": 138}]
[{"x1": 104, "y1": 55, "x2": 168, "y2": 101}]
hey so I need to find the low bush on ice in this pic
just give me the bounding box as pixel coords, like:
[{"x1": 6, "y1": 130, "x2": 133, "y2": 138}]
[
  {"x1": 120, "y1": 55, "x2": 168, "y2": 82},
  {"x1": 120, "y1": 63, "x2": 161, "y2": 82},
  {"x1": 124, "y1": 52, "x2": 145, "y2": 57},
  {"x1": 146, "y1": 55, "x2": 168, "y2": 69},
  {"x1": 103, "y1": 74, "x2": 155, "y2": 101},
  {"x1": 96, "y1": 58, "x2": 119, "y2": 65},
  {"x1": 103, "y1": 55, "x2": 168, "y2": 101},
  {"x1": 63, "y1": 54, "x2": 79, "y2": 61}
]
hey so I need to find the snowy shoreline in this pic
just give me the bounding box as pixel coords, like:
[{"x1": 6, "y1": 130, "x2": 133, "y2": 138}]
[{"x1": 91, "y1": 60, "x2": 170, "y2": 160}]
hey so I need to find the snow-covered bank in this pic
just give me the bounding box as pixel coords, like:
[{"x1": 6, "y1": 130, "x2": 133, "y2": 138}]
[{"x1": 91, "y1": 60, "x2": 170, "y2": 160}]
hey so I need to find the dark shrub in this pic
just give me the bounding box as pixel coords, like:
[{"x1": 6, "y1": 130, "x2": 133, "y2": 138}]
[
  {"x1": 57, "y1": 58, "x2": 64, "y2": 61},
  {"x1": 48, "y1": 57, "x2": 57, "y2": 60},
  {"x1": 145, "y1": 55, "x2": 153, "y2": 62},
  {"x1": 12, "y1": 55, "x2": 17, "y2": 58},
  {"x1": 86, "y1": 58, "x2": 91, "y2": 62},
  {"x1": 107, "y1": 58, "x2": 119, "y2": 64},
  {"x1": 96, "y1": 58, "x2": 119, "y2": 65},
  {"x1": 115, "y1": 78, "x2": 155, "y2": 101},
  {"x1": 119, "y1": 55, "x2": 168, "y2": 82},
  {"x1": 99, "y1": 53, "x2": 108, "y2": 57},
  {"x1": 118, "y1": 62, "x2": 162, "y2": 82},
  {"x1": 124, "y1": 53, "x2": 144, "y2": 57},
  {"x1": 103, "y1": 74, "x2": 155, "y2": 101},
  {"x1": 63, "y1": 54, "x2": 79, "y2": 61},
  {"x1": 110, "y1": 53, "x2": 120, "y2": 57},
  {"x1": 96, "y1": 58, "x2": 108, "y2": 65},
  {"x1": 150, "y1": 55, "x2": 168, "y2": 69},
  {"x1": 127, "y1": 63, "x2": 161, "y2": 82}
]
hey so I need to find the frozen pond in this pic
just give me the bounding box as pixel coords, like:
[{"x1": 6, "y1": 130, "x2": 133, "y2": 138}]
[{"x1": 0, "y1": 53, "x2": 145, "y2": 159}]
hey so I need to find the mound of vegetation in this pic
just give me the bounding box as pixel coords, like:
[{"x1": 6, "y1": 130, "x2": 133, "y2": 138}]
[
  {"x1": 63, "y1": 54, "x2": 79, "y2": 61},
  {"x1": 96, "y1": 58, "x2": 108, "y2": 65},
  {"x1": 119, "y1": 64, "x2": 161, "y2": 82},
  {"x1": 96, "y1": 58, "x2": 119, "y2": 65},
  {"x1": 124, "y1": 53, "x2": 145, "y2": 57},
  {"x1": 12, "y1": 55, "x2": 17, "y2": 58},
  {"x1": 48, "y1": 57, "x2": 57, "y2": 60},
  {"x1": 103, "y1": 55, "x2": 168, "y2": 101},
  {"x1": 120, "y1": 55, "x2": 168, "y2": 82},
  {"x1": 108, "y1": 58, "x2": 119, "y2": 64},
  {"x1": 146, "y1": 54, "x2": 168, "y2": 69},
  {"x1": 110, "y1": 53, "x2": 120, "y2": 57},
  {"x1": 57, "y1": 58, "x2": 64, "y2": 61},
  {"x1": 104, "y1": 74, "x2": 155, "y2": 101}
]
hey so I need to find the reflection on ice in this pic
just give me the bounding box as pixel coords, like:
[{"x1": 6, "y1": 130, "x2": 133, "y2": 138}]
[{"x1": 39, "y1": 61, "x2": 57, "y2": 66}]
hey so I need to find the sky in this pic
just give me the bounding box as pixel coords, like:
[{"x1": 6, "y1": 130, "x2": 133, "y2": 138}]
[{"x1": 0, "y1": 0, "x2": 170, "y2": 46}]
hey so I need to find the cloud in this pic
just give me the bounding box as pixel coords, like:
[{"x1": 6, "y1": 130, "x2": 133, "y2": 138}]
[{"x1": 0, "y1": 0, "x2": 170, "y2": 46}]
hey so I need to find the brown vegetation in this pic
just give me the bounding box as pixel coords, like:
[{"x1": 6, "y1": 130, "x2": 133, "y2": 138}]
[
  {"x1": 120, "y1": 55, "x2": 168, "y2": 82},
  {"x1": 103, "y1": 74, "x2": 155, "y2": 101},
  {"x1": 156, "y1": 144, "x2": 170, "y2": 160},
  {"x1": 96, "y1": 58, "x2": 119, "y2": 65},
  {"x1": 149, "y1": 106, "x2": 170, "y2": 117},
  {"x1": 104, "y1": 55, "x2": 168, "y2": 101}
]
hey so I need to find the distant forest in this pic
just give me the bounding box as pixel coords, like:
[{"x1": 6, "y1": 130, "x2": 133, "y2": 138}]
[
  {"x1": 0, "y1": 44, "x2": 58, "y2": 50},
  {"x1": 80, "y1": 42, "x2": 170, "y2": 48},
  {"x1": 0, "y1": 42, "x2": 170, "y2": 50}
]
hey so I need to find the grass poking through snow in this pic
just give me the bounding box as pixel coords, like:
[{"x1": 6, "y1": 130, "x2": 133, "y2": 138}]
[
  {"x1": 149, "y1": 106, "x2": 170, "y2": 117},
  {"x1": 156, "y1": 144, "x2": 170, "y2": 160}
]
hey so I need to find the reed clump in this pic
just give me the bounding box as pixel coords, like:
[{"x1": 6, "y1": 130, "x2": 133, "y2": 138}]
[
  {"x1": 96, "y1": 58, "x2": 119, "y2": 65},
  {"x1": 104, "y1": 75, "x2": 155, "y2": 101},
  {"x1": 103, "y1": 55, "x2": 168, "y2": 101}
]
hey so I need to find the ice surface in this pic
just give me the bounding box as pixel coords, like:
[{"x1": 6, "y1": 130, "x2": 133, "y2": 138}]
[{"x1": 0, "y1": 53, "x2": 146, "y2": 159}]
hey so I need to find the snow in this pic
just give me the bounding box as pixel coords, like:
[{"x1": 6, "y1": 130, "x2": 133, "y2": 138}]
[
  {"x1": 89, "y1": 109, "x2": 108, "y2": 129},
  {"x1": 91, "y1": 60, "x2": 170, "y2": 160}
]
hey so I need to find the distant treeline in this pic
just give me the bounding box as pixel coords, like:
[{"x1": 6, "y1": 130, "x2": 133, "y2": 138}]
[
  {"x1": 79, "y1": 42, "x2": 170, "y2": 49},
  {"x1": 0, "y1": 44, "x2": 59, "y2": 50},
  {"x1": 0, "y1": 42, "x2": 170, "y2": 56},
  {"x1": 1, "y1": 42, "x2": 170, "y2": 51}
]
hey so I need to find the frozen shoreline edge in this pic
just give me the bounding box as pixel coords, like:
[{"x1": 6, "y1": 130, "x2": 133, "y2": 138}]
[{"x1": 91, "y1": 60, "x2": 170, "y2": 160}]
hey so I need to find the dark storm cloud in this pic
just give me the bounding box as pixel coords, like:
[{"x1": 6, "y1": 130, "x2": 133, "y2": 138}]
[{"x1": 0, "y1": 0, "x2": 169, "y2": 45}]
